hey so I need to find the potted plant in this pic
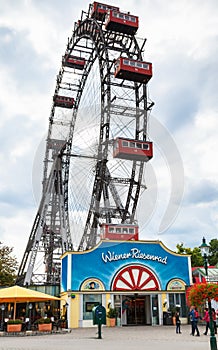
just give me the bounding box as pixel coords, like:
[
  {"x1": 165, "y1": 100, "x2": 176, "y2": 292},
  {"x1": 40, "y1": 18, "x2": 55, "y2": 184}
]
[
  {"x1": 35, "y1": 317, "x2": 52, "y2": 332},
  {"x1": 7, "y1": 319, "x2": 22, "y2": 332},
  {"x1": 107, "y1": 308, "x2": 117, "y2": 327}
]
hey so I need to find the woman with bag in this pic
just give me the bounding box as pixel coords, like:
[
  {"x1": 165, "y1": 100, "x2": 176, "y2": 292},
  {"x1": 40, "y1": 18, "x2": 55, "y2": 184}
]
[{"x1": 175, "y1": 311, "x2": 182, "y2": 334}]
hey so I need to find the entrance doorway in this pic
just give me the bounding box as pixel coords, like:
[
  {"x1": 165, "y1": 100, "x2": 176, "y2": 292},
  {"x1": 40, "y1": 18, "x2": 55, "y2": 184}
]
[{"x1": 121, "y1": 295, "x2": 152, "y2": 325}]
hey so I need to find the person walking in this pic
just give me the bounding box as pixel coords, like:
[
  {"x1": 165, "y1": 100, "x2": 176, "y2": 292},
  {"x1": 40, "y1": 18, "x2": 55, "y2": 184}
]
[
  {"x1": 212, "y1": 308, "x2": 217, "y2": 335},
  {"x1": 203, "y1": 307, "x2": 210, "y2": 335},
  {"x1": 175, "y1": 311, "x2": 181, "y2": 334},
  {"x1": 189, "y1": 306, "x2": 195, "y2": 336},
  {"x1": 193, "y1": 307, "x2": 200, "y2": 336}
]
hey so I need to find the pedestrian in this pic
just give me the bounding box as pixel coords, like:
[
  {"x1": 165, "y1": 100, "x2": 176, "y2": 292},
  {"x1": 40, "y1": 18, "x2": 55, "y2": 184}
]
[
  {"x1": 212, "y1": 308, "x2": 217, "y2": 335},
  {"x1": 189, "y1": 305, "x2": 195, "y2": 336},
  {"x1": 203, "y1": 307, "x2": 210, "y2": 335},
  {"x1": 175, "y1": 311, "x2": 181, "y2": 334},
  {"x1": 193, "y1": 307, "x2": 200, "y2": 336}
]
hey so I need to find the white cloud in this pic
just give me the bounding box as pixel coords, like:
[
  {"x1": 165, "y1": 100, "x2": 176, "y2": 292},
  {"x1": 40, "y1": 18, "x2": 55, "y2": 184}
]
[{"x1": 0, "y1": 208, "x2": 36, "y2": 263}]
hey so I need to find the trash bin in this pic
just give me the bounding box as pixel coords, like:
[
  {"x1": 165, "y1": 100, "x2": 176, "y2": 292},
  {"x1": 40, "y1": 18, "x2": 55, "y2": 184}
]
[{"x1": 163, "y1": 312, "x2": 173, "y2": 325}]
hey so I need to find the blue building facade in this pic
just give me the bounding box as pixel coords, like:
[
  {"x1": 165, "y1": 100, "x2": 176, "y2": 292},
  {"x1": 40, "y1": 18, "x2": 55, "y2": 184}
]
[{"x1": 61, "y1": 240, "x2": 192, "y2": 327}]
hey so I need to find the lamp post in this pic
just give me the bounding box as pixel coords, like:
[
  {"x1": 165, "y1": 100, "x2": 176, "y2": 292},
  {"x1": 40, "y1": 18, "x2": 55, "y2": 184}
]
[
  {"x1": 199, "y1": 237, "x2": 209, "y2": 278},
  {"x1": 1, "y1": 304, "x2": 5, "y2": 331},
  {"x1": 199, "y1": 237, "x2": 217, "y2": 350},
  {"x1": 28, "y1": 303, "x2": 33, "y2": 331}
]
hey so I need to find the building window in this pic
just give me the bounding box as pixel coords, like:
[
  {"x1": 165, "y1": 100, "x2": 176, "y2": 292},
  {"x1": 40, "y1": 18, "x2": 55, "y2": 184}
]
[
  {"x1": 168, "y1": 293, "x2": 186, "y2": 317},
  {"x1": 143, "y1": 143, "x2": 149, "y2": 150},
  {"x1": 83, "y1": 294, "x2": 102, "y2": 320},
  {"x1": 122, "y1": 140, "x2": 129, "y2": 147}
]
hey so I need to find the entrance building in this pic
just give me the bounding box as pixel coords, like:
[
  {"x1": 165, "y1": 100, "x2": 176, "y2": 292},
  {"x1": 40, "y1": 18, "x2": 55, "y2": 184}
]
[{"x1": 60, "y1": 240, "x2": 192, "y2": 327}]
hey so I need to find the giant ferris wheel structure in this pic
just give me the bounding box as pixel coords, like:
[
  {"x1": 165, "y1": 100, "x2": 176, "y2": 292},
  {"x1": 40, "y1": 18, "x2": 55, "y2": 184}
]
[{"x1": 16, "y1": 2, "x2": 154, "y2": 286}]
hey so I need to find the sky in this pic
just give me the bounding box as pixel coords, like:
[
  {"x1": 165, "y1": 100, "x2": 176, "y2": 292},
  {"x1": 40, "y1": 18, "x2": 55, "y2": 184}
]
[{"x1": 0, "y1": 0, "x2": 218, "y2": 264}]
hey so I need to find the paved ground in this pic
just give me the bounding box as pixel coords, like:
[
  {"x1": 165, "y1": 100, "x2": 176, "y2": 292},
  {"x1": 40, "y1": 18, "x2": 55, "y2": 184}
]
[{"x1": 0, "y1": 324, "x2": 216, "y2": 350}]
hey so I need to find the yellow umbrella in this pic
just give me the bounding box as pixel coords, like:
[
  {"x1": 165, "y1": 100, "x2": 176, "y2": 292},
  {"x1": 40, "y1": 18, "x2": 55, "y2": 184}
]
[{"x1": 0, "y1": 285, "x2": 60, "y2": 319}]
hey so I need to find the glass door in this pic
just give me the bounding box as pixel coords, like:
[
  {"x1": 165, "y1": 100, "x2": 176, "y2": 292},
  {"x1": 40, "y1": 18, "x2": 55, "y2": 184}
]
[{"x1": 151, "y1": 294, "x2": 159, "y2": 325}]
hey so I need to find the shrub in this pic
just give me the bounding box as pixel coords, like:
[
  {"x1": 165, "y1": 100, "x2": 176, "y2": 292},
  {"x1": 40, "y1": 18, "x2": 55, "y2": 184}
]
[
  {"x1": 107, "y1": 308, "x2": 117, "y2": 318},
  {"x1": 35, "y1": 317, "x2": 51, "y2": 324},
  {"x1": 7, "y1": 319, "x2": 22, "y2": 324},
  {"x1": 187, "y1": 283, "x2": 218, "y2": 307}
]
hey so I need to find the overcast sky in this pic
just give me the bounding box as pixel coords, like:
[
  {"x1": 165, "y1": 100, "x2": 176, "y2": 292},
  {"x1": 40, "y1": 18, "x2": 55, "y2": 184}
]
[{"x1": 0, "y1": 0, "x2": 218, "y2": 264}]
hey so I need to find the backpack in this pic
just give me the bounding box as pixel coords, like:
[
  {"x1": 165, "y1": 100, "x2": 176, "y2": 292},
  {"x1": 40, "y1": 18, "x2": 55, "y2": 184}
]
[{"x1": 194, "y1": 310, "x2": 199, "y2": 319}]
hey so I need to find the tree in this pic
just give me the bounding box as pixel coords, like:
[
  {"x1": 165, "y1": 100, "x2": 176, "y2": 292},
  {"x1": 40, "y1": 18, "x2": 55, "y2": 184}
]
[
  {"x1": 176, "y1": 239, "x2": 218, "y2": 267},
  {"x1": 0, "y1": 242, "x2": 18, "y2": 286},
  {"x1": 191, "y1": 247, "x2": 204, "y2": 267},
  {"x1": 208, "y1": 239, "x2": 218, "y2": 266},
  {"x1": 176, "y1": 243, "x2": 203, "y2": 267},
  {"x1": 176, "y1": 243, "x2": 190, "y2": 255}
]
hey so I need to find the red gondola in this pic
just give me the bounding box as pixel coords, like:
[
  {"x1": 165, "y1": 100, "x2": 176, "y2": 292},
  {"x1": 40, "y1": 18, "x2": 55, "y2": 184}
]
[
  {"x1": 62, "y1": 54, "x2": 85, "y2": 70},
  {"x1": 90, "y1": 2, "x2": 119, "y2": 21},
  {"x1": 100, "y1": 223, "x2": 139, "y2": 241},
  {"x1": 105, "y1": 10, "x2": 138, "y2": 35},
  {"x1": 114, "y1": 57, "x2": 152, "y2": 83},
  {"x1": 53, "y1": 95, "x2": 74, "y2": 109},
  {"x1": 113, "y1": 137, "x2": 153, "y2": 162}
]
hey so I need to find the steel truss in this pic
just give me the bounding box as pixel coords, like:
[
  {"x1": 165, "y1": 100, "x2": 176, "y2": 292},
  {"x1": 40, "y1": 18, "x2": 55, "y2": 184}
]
[{"x1": 16, "y1": 4, "x2": 154, "y2": 286}]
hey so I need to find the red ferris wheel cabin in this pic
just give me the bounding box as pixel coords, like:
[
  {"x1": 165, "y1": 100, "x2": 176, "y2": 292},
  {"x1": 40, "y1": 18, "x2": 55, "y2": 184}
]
[
  {"x1": 90, "y1": 2, "x2": 119, "y2": 21},
  {"x1": 105, "y1": 10, "x2": 138, "y2": 35},
  {"x1": 114, "y1": 57, "x2": 153, "y2": 83},
  {"x1": 100, "y1": 223, "x2": 139, "y2": 241},
  {"x1": 113, "y1": 138, "x2": 153, "y2": 162},
  {"x1": 62, "y1": 54, "x2": 85, "y2": 70},
  {"x1": 53, "y1": 95, "x2": 75, "y2": 109}
]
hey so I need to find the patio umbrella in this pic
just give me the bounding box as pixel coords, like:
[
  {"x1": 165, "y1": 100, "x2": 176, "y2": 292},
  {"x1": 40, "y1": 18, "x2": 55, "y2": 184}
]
[{"x1": 0, "y1": 285, "x2": 60, "y2": 319}]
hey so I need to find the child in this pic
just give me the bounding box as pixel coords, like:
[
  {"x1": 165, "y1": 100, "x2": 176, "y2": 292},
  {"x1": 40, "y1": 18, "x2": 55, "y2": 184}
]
[{"x1": 175, "y1": 311, "x2": 181, "y2": 334}]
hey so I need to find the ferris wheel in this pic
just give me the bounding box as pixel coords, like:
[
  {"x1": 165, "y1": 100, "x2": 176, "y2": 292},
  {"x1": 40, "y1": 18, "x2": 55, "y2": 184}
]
[{"x1": 17, "y1": 2, "x2": 154, "y2": 286}]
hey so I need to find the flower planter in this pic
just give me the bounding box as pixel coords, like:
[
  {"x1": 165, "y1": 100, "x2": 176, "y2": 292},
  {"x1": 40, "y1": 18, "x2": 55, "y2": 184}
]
[
  {"x1": 107, "y1": 307, "x2": 117, "y2": 326},
  {"x1": 7, "y1": 324, "x2": 22, "y2": 332},
  {"x1": 187, "y1": 283, "x2": 218, "y2": 307},
  {"x1": 38, "y1": 323, "x2": 52, "y2": 332},
  {"x1": 108, "y1": 318, "x2": 116, "y2": 327}
]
